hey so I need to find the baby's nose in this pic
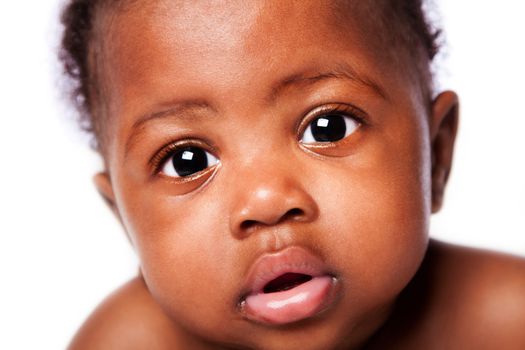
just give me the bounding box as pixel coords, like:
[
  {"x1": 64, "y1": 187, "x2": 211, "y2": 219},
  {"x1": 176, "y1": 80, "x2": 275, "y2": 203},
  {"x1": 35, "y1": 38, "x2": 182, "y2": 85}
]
[{"x1": 229, "y1": 169, "x2": 319, "y2": 239}]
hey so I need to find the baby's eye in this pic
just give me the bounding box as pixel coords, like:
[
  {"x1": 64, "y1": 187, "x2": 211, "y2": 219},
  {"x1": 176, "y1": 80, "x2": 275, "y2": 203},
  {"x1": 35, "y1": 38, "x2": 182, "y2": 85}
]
[
  {"x1": 301, "y1": 114, "x2": 360, "y2": 143},
  {"x1": 161, "y1": 146, "x2": 219, "y2": 177}
]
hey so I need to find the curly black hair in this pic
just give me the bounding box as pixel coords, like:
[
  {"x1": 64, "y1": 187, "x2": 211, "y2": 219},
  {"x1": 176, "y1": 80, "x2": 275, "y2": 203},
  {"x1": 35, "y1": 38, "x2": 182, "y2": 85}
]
[
  {"x1": 60, "y1": 0, "x2": 98, "y2": 138},
  {"x1": 59, "y1": 0, "x2": 441, "y2": 151}
]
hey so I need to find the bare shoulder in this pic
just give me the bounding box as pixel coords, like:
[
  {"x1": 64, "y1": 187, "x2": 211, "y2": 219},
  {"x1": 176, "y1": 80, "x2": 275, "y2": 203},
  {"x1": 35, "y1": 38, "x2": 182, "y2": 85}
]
[
  {"x1": 68, "y1": 276, "x2": 181, "y2": 350},
  {"x1": 367, "y1": 240, "x2": 525, "y2": 349},
  {"x1": 431, "y1": 239, "x2": 525, "y2": 307},
  {"x1": 425, "y1": 240, "x2": 525, "y2": 347}
]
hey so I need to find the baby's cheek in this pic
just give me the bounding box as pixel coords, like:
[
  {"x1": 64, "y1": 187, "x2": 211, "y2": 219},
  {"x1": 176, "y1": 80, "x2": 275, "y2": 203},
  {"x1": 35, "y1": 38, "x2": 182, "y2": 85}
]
[
  {"x1": 122, "y1": 190, "x2": 241, "y2": 333},
  {"x1": 317, "y1": 140, "x2": 429, "y2": 304}
]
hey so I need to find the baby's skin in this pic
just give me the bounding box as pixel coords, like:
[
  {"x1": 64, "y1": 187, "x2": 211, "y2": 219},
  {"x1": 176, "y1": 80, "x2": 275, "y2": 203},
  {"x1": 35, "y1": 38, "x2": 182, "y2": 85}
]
[{"x1": 68, "y1": 1, "x2": 525, "y2": 349}]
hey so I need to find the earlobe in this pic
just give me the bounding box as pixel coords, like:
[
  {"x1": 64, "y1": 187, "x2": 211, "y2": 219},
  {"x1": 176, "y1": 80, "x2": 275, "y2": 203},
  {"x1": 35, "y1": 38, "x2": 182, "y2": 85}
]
[
  {"x1": 93, "y1": 172, "x2": 119, "y2": 217},
  {"x1": 430, "y1": 91, "x2": 459, "y2": 213}
]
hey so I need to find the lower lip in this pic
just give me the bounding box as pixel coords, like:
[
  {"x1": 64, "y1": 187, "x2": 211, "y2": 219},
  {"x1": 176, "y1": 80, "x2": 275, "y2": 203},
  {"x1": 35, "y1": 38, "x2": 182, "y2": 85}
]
[{"x1": 243, "y1": 276, "x2": 336, "y2": 325}]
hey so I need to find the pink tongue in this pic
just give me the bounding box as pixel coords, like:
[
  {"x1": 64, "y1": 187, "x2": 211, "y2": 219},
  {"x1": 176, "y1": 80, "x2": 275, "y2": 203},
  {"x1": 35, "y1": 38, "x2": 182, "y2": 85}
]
[{"x1": 245, "y1": 276, "x2": 332, "y2": 325}]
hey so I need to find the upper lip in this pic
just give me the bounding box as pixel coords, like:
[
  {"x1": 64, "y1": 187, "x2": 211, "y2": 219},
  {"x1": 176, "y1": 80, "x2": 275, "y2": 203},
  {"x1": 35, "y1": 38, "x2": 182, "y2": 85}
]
[{"x1": 240, "y1": 246, "x2": 331, "y2": 298}]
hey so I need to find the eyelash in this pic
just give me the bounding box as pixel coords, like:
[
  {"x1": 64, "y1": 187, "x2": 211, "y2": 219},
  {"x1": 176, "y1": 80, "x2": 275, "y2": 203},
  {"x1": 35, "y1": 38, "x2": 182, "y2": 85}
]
[
  {"x1": 297, "y1": 103, "x2": 367, "y2": 139},
  {"x1": 297, "y1": 103, "x2": 366, "y2": 134},
  {"x1": 150, "y1": 139, "x2": 218, "y2": 176}
]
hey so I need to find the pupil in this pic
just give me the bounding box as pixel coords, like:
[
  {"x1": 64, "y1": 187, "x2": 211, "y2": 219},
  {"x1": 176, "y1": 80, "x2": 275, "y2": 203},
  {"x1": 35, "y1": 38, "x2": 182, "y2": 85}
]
[
  {"x1": 172, "y1": 147, "x2": 208, "y2": 177},
  {"x1": 311, "y1": 115, "x2": 346, "y2": 142}
]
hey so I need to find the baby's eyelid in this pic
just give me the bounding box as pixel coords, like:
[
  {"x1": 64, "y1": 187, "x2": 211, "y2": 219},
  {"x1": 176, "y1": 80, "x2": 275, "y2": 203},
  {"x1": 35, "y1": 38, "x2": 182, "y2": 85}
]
[
  {"x1": 298, "y1": 104, "x2": 364, "y2": 144},
  {"x1": 151, "y1": 139, "x2": 219, "y2": 176},
  {"x1": 161, "y1": 148, "x2": 219, "y2": 178},
  {"x1": 298, "y1": 104, "x2": 365, "y2": 132}
]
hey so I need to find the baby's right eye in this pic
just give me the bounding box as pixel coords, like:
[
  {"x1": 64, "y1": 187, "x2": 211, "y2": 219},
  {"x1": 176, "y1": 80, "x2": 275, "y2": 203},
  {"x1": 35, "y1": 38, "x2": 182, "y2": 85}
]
[{"x1": 161, "y1": 146, "x2": 219, "y2": 178}]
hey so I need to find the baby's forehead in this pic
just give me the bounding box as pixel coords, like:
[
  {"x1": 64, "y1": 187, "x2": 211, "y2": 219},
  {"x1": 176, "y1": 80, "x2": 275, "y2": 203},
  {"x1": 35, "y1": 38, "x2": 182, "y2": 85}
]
[
  {"x1": 104, "y1": 1, "x2": 398, "y2": 54},
  {"x1": 98, "y1": 0, "x2": 407, "y2": 93},
  {"x1": 104, "y1": 1, "x2": 363, "y2": 48}
]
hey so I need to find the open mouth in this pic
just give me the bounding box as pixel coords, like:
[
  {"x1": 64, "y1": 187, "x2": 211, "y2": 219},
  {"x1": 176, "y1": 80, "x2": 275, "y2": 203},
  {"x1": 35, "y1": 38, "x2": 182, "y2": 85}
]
[
  {"x1": 263, "y1": 273, "x2": 313, "y2": 294},
  {"x1": 240, "y1": 247, "x2": 338, "y2": 325}
]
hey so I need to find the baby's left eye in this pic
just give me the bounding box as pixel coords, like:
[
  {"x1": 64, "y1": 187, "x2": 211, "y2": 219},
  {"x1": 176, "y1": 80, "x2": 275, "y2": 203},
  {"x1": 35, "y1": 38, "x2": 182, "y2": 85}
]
[
  {"x1": 300, "y1": 114, "x2": 360, "y2": 143},
  {"x1": 161, "y1": 146, "x2": 219, "y2": 178}
]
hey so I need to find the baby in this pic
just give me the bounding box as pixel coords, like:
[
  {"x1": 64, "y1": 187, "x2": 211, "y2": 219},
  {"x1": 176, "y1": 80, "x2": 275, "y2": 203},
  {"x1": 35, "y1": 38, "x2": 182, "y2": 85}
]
[{"x1": 61, "y1": 0, "x2": 525, "y2": 349}]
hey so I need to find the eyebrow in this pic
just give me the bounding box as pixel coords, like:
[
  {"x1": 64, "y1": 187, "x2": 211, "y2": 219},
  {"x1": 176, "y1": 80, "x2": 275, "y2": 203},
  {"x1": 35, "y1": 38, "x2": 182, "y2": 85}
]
[
  {"x1": 125, "y1": 100, "x2": 215, "y2": 157},
  {"x1": 269, "y1": 62, "x2": 388, "y2": 103},
  {"x1": 125, "y1": 63, "x2": 387, "y2": 157}
]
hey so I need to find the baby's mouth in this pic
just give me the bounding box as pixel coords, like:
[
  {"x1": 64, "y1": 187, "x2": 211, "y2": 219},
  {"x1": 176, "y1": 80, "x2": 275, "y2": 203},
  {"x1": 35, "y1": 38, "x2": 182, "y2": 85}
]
[
  {"x1": 263, "y1": 272, "x2": 313, "y2": 293},
  {"x1": 239, "y1": 247, "x2": 338, "y2": 325}
]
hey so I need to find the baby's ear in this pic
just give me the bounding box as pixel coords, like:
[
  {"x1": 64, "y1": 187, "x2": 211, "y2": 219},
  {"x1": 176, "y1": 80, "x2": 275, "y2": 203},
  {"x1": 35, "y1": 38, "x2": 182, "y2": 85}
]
[
  {"x1": 430, "y1": 91, "x2": 459, "y2": 213},
  {"x1": 93, "y1": 172, "x2": 120, "y2": 219}
]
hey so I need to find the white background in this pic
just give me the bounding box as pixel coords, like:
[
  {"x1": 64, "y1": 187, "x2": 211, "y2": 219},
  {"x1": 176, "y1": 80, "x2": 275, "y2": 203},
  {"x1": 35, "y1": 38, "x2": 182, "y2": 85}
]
[{"x1": 0, "y1": 1, "x2": 524, "y2": 349}]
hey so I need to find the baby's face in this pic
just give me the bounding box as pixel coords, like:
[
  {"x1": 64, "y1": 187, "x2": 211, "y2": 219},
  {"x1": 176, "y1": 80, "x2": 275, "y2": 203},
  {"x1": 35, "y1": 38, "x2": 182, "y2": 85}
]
[{"x1": 97, "y1": 1, "x2": 437, "y2": 348}]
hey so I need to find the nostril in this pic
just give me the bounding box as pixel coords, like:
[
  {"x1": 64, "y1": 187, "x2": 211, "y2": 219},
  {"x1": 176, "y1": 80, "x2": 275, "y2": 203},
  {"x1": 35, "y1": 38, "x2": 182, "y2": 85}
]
[
  {"x1": 282, "y1": 208, "x2": 305, "y2": 221},
  {"x1": 240, "y1": 220, "x2": 259, "y2": 232},
  {"x1": 239, "y1": 208, "x2": 305, "y2": 232}
]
